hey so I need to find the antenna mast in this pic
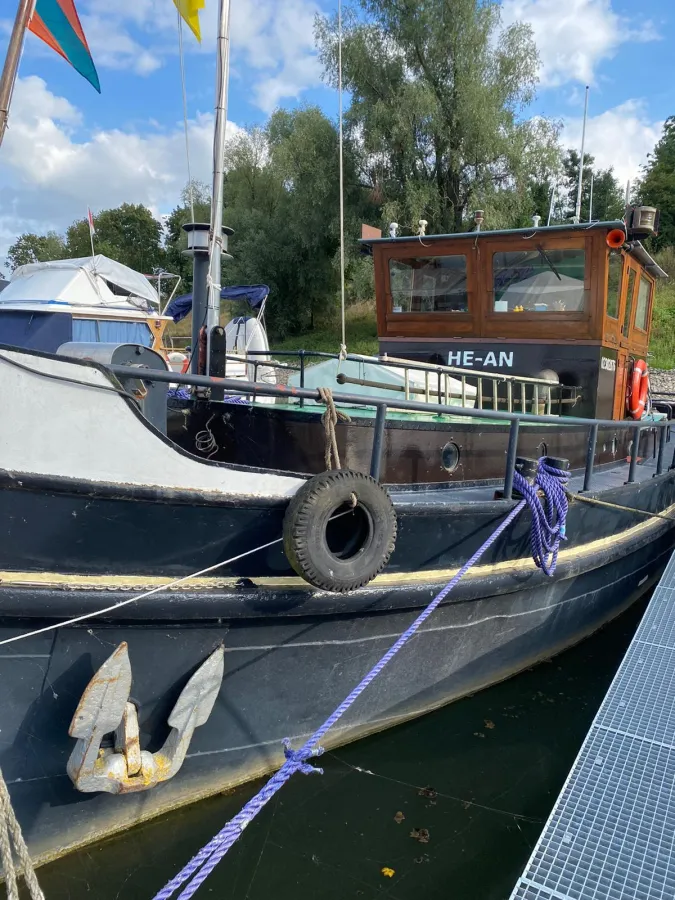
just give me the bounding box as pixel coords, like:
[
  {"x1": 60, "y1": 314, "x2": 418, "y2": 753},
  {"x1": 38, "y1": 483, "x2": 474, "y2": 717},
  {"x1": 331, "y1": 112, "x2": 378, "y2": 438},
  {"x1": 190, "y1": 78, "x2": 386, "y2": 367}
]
[
  {"x1": 573, "y1": 86, "x2": 589, "y2": 223},
  {"x1": 0, "y1": 0, "x2": 35, "y2": 149},
  {"x1": 205, "y1": 0, "x2": 231, "y2": 371},
  {"x1": 337, "y1": 0, "x2": 346, "y2": 357}
]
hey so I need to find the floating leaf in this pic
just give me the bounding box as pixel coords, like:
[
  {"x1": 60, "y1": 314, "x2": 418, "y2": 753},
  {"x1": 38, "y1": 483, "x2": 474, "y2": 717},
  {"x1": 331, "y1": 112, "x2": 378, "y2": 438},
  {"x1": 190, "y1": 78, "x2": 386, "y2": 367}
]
[
  {"x1": 394, "y1": 811, "x2": 405, "y2": 824},
  {"x1": 381, "y1": 867, "x2": 395, "y2": 878}
]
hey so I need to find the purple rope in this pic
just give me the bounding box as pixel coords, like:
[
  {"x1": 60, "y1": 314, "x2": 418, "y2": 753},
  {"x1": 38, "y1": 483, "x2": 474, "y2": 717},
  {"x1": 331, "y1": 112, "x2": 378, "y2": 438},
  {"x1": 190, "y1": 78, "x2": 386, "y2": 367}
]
[
  {"x1": 513, "y1": 461, "x2": 569, "y2": 576},
  {"x1": 153, "y1": 460, "x2": 567, "y2": 900}
]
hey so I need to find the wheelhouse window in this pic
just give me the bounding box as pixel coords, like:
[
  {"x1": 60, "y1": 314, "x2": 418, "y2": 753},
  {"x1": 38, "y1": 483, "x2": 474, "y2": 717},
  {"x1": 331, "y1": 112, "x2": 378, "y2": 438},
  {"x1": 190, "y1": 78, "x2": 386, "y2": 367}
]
[
  {"x1": 389, "y1": 255, "x2": 468, "y2": 313},
  {"x1": 622, "y1": 269, "x2": 636, "y2": 337},
  {"x1": 606, "y1": 252, "x2": 622, "y2": 319},
  {"x1": 635, "y1": 275, "x2": 652, "y2": 332},
  {"x1": 492, "y1": 247, "x2": 586, "y2": 312}
]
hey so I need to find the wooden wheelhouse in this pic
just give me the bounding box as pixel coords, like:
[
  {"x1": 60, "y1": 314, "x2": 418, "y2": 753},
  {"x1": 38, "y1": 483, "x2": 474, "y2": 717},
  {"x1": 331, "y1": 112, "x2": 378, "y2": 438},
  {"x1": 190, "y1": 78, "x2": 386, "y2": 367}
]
[{"x1": 362, "y1": 220, "x2": 667, "y2": 420}]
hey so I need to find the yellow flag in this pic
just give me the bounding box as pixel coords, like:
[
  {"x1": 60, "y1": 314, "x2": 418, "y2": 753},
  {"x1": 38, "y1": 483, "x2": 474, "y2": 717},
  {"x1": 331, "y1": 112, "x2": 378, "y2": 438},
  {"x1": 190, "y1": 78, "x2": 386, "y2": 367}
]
[{"x1": 173, "y1": 0, "x2": 204, "y2": 42}]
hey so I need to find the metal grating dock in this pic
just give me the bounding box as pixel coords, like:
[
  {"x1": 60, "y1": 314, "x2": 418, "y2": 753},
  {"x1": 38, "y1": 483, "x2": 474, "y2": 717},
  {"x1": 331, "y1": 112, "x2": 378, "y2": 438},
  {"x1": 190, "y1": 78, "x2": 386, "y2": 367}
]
[{"x1": 511, "y1": 550, "x2": 675, "y2": 900}]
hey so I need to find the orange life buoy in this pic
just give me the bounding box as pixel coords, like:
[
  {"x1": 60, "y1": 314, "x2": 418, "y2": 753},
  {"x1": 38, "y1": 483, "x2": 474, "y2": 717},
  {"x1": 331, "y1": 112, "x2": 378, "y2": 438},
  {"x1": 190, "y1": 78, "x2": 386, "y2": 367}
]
[{"x1": 627, "y1": 359, "x2": 649, "y2": 419}]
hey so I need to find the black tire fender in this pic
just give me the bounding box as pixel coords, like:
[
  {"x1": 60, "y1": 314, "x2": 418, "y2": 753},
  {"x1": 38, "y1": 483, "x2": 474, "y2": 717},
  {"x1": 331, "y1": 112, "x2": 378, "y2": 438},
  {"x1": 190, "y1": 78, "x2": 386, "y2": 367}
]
[{"x1": 283, "y1": 469, "x2": 397, "y2": 593}]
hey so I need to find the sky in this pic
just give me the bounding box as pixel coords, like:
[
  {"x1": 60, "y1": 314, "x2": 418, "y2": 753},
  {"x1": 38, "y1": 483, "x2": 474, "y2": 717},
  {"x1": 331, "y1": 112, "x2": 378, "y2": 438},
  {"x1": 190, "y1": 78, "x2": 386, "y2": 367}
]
[{"x1": 0, "y1": 0, "x2": 673, "y2": 266}]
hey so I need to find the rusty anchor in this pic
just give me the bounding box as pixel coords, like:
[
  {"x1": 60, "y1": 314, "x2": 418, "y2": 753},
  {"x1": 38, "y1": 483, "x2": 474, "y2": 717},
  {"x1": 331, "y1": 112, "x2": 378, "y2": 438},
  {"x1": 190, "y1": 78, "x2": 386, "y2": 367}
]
[{"x1": 67, "y1": 642, "x2": 224, "y2": 794}]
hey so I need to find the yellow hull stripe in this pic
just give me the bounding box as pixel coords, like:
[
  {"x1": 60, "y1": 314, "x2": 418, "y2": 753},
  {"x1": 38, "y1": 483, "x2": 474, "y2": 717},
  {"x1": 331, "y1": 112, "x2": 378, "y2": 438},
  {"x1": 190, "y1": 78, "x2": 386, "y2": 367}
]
[{"x1": 1, "y1": 500, "x2": 673, "y2": 593}]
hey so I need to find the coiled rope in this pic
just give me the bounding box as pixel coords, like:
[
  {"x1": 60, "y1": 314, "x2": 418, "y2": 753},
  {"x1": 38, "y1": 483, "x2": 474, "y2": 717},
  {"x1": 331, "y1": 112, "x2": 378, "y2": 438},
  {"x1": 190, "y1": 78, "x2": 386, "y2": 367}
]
[
  {"x1": 514, "y1": 458, "x2": 569, "y2": 576},
  {"x1": 0, "y1": 768, "x2": 44, "y2": 900},
  {"x1": 153, "y1": 458, "x2": 568, "y2": 900},
  {"x1": 318, "y1": 387, "x2": 350, "y2": 470}
]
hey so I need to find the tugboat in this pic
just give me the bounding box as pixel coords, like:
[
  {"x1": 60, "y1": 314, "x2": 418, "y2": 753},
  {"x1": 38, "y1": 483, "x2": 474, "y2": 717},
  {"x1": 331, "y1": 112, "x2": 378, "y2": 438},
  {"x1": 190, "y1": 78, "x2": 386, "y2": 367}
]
[
  {"x1": 0, "y1": 206, "x2": 673, "y2": 868},
  {"x1": 171, "y1": 212, "x2": 667, "y2": 482},
  {"x1": 1, "y1": 0, "x2": 672, "y2": 874}
]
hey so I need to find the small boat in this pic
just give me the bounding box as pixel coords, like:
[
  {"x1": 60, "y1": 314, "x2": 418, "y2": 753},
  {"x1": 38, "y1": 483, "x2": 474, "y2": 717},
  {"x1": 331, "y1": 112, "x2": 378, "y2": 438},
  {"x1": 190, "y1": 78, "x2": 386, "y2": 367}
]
[{"x1": 0, "y1": 255, "x2": 172, "y2": 352}]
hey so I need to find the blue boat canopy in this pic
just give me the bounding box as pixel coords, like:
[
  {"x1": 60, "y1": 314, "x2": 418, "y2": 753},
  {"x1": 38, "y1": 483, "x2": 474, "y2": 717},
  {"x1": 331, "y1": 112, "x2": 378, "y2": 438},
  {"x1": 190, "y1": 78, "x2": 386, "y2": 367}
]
[{"x1": 166, "y1": 285, "x2": 270, "y2": 323}]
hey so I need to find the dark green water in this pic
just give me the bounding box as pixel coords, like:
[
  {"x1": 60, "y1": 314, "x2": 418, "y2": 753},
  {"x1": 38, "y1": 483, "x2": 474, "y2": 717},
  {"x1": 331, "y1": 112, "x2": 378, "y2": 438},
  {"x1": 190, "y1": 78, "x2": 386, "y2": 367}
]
[{"x1": 33, "y1": 600, "x2": 646, "y2": 900}]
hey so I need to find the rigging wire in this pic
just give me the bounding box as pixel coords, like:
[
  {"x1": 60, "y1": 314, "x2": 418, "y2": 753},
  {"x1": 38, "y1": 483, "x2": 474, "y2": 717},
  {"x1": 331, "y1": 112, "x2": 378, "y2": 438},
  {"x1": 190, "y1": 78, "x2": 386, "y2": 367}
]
[
  {"x1": 337, "y1": 0, "x2": 347, "y2": 359},
  {"x1": 177, "y1": 9, "x2": 195, "y2": 223}
]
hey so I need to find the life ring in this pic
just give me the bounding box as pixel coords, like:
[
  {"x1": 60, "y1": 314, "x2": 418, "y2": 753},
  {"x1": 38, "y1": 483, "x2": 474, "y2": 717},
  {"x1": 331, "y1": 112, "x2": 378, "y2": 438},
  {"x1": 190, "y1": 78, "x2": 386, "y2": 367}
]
[
  {"x1": 180, "y1": 356, "x2": 190, "y2": 374},
  {"x1": 627, "y1": 359, "x2": 649, "y2": 419},
  {"x1": 283, "y1": 470, "x2": 397, "y2": 593}
]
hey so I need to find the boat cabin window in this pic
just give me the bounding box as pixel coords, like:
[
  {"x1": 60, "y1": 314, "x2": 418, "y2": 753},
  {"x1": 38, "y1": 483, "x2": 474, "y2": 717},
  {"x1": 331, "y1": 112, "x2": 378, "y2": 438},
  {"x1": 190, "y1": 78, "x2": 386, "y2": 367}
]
[
  {"x1": 389, "y1": 255, "x2": 468, "y2": 313},
  {"x1": 73, "y1": 319, "x2": 153, "y2": 346},
  {"x1": 492, "y1": 247, "x2": 585, "y2": 312},
  {"x1": 622, "y1": 269, "x2": 636, "y2": 337},
  {"x1": 635, "y1": 276, "x2": 652, "y2": 333},
  {"x1": 606, "y1": 252, "x2": 622, "y2": 319}
]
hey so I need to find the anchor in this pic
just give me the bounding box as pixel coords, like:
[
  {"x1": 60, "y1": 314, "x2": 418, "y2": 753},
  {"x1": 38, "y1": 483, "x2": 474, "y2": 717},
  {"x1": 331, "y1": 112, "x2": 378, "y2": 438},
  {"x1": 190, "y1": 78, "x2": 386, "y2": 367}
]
[{"x1": 67, "y1": 642, "x2": 225, "y2": 794}]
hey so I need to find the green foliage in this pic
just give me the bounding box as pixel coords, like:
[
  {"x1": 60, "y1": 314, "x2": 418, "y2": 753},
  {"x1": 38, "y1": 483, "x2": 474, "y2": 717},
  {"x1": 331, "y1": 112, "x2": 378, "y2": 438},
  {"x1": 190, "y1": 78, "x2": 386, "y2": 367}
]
[
  {"x1": 636, "y1": 117, "x2": 675, "y2": 251},
  {"x1": 164, "y1": 108, "x2": 377, "y2": 340},
  {"x1": 560, "y1": 150, "x2": 624, "y2": 223},
  {"x1": 7, "y1": 205, "x2": 166, "y2": 280},
  {"x1": 316, "y1": 0, "x2": 560, "y2": 233},
  {"x1": 7, "y1": 231, "x2": 67, "y2": 270},
  {"x1": 65, "y1": 203, "x2": 165, "y2": 274},
  {"x1": 649, "y1": 247, "x2": 675, "y2": 368},
  {"x1": 273, "y1": 300, "x2": 378, "y2": 356}
]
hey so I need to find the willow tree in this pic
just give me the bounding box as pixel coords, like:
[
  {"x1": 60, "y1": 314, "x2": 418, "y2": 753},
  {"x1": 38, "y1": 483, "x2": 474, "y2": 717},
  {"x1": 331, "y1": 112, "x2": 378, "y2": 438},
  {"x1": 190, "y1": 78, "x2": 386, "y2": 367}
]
[{"x1": 316, "y1": 0, "x2": 560, "y2": 233}]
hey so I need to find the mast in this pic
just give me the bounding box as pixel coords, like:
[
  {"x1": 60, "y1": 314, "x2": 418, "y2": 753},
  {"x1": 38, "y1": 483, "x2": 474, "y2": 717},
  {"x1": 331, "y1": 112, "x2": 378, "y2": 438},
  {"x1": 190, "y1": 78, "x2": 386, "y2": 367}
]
[
  {"x1": 205, "y1": 0, "x2": 231, "y2": 371},
  {"x1": 0, "y1": 0, "x2": 35, "y2": 149},
  {"x1": 573, "y1": 85, "x2": 589, "y2": 223}
]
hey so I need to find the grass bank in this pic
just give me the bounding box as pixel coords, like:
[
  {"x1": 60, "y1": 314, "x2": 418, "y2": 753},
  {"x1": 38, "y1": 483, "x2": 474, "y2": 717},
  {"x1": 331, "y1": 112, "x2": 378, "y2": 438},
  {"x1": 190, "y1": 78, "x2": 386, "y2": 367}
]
[
  {"x1": 272, "y1": 300, "x2": 378, "y2": 357},
  {"x1": 649, "y1": 248, "x2": 675, "y2": 368}
]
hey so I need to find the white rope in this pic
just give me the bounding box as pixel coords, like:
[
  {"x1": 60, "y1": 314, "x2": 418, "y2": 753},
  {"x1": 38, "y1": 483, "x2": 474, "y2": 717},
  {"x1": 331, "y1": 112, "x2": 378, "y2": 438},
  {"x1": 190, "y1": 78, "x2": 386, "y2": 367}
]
[
  {"x1": 337, "y1": 0, "x2": 347, "y2": 358},
  {"x1": 177, "y1": 9, "x2": 195, "y2": 223},
  {"x1": 0, "y1": 768, "x2": 44, "y2": 900},
  {"x1": 0, "y1": 537, "x2": 283, "y2": 648}
]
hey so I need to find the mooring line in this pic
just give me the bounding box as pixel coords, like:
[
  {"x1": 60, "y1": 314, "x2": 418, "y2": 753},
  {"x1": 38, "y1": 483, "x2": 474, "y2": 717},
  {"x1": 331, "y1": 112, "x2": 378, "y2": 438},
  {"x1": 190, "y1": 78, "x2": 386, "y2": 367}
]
[{"x1": 0, "y1": 537, "x2": 283, "y2": 648}]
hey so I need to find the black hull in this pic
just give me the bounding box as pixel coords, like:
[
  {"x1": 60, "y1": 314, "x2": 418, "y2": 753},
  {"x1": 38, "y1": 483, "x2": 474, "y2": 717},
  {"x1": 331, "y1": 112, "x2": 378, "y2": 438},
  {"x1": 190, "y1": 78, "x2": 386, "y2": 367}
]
[
  {"x1": 168, "y1": 399, "x2": 646, "y2": 484},
  {"x1": 1, "y1": 467, "x2": 675, "y2": 865},
  {"x1": 1, "y1": 344, "x2": 673, "y2": 868}
]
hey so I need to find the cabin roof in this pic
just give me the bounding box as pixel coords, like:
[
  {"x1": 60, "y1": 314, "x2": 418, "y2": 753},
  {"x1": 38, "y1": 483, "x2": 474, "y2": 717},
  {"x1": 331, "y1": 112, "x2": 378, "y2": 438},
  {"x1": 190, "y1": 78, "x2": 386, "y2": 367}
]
[{"x1": 360, "y1": 219, "x2": 668, "y2": 278}]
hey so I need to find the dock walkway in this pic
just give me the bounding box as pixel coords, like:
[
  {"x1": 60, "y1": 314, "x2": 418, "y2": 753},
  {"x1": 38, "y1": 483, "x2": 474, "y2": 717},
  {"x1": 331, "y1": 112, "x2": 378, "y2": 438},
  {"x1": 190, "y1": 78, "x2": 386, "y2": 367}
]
[{"x1": 511, "y1": 547, "x2": 675, "y2": 900}]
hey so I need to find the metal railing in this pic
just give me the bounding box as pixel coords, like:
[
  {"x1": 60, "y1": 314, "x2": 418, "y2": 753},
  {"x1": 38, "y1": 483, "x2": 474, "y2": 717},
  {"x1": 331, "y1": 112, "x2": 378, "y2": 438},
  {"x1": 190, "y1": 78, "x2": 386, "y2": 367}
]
[
  {"x1": 108, "y1": 365, "x2": 672, "y2": 500},
  {"x1": 233, "y1": 348, "x2": 579, "y2": 415}
]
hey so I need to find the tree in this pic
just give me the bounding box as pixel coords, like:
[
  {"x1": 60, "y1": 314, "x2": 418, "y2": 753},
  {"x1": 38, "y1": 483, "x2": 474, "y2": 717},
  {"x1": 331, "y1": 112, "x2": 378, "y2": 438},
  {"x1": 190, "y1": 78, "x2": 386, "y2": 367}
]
[
  {"x1": 164, "y1": 181, "x2": 213, "y2": 293},
  {"x1": 561, "y1": 150, "x2": 624, "y2": 223},
  {"x1": 7, "y1": 231, "x2": 67, "y2": 270},
  {"x1": 316, "y1": 0, "x2": 560, "y2": 233},
  {"x1": 65, "y1": 203, "x2": 165, "y2": 274},
  {"x1": 636, "y1": 117, "x2": 675, "y2": 250}
]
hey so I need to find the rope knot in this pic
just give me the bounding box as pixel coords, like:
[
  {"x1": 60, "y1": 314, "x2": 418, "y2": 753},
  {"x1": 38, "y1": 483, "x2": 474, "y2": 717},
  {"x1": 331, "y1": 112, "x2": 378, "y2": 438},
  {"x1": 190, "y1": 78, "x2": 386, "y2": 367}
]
[
  {"x1": 318, "y1": 386, "x2": 351, "y2": 470},
  {"x1": 512, "y1": 458, "x2": 569, "y2": 577},
  {"x1": 282, "y1": 739, "x2": 324, "y2": 776}
]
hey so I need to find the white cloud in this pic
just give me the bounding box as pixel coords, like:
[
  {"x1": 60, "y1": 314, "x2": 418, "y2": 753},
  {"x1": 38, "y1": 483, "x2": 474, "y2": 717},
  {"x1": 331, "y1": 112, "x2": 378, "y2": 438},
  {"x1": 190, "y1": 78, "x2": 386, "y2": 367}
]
[
  {"x1": 0, "y1": 76, "x2": 244, "y2": 264},
  {"x1": 562, "y1": 99, "x2": 663, "y2": 187},
  {"x1": 501, "y1": 0, "x2": 659, "y2": 87}
]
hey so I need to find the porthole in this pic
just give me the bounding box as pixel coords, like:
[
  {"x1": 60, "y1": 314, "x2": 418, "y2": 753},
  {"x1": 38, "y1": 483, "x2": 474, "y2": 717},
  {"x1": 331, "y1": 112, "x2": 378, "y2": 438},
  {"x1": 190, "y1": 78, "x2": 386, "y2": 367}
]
[{"x1": 441, "y1": 442, "x2": 461, "y2": 473}]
